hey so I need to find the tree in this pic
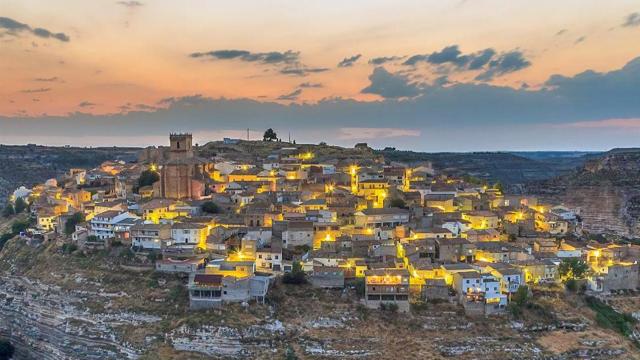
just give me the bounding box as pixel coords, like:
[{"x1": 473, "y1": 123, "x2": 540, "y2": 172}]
[
  {"x1": 512, "y1": 285, "x2": 529, "y2": 307},
  {"x1": 14, "y1": 197, "x2": 27, "y2": 214},
  {"x1": 10, "y1": 220, "x2": 29, "y2": 235},
  {"x1": 558, "y1": 258, "x2": 589, "y2": 280},
  {"x1": 282, "y1": 261, "x2": 307, "y2": 285},
  {"x1": 201, "y1": 201, "x2": 220, "y2": 214},
  {"x1": 2, "y1": 204, "x2": 15, "y2": 218},
  {"x1": 389, "y1": 198, "x2": 406, "y2": 209},
  {"x1": 284, "y1": 346, "x2": 299, "y2": 360},
  {"x1": 138, "y1": 170, "x2": 160, "y2": 188},
  {"x1": 65, "y1": 212, "x2": 85, "y2": 235},
  {"x1": 263, "y1": 128, "x2": 278, "y2": 142},
  {"x1": 0, "y1": 339, "x2": 15, "y2": 360}
]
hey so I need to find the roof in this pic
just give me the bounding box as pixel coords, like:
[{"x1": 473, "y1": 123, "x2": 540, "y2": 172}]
[
  {"x1": 360, "y1": 208, "x2": 409, "y2": 216},
  {"x1": 93, "y1": 210, "x2": 124, "y2": 219},
  {"x1": 364, "y1": 268, "x2": 409, "y2": 277},
  {"x1": 157, "y1": 257, "x2": 203, "y2": 265},
  {"x1": 456, "y1": 270, "x2": 482, "y2": 279},
  {"x1": 229, "y1": 168, "x2": 261, "y2": 176},
  {"x1": 287, "y1": 221, "x2": 314, "y2": 230},
  {"x1": 172, "y1": 222, "x2": 207, "y2": 230},
  {"x1": 465, "y1": 210, "x2": 497, "y2": 217},
  {"x1": 424, "y1": 194, "x2": 455, "y2": 201},
  {"x1": 131, "y1": 222, "x2": 169, "y2": 231},
  {"x1": 416, "y1": 227, "x2": 452, "y2": 234},
  {"x1": 302, "y1": 199, "x2": 326, "y2": 206},
  {"x1": 193, "y1": 274, "x2": 223, "y2": 286},
  {"x1": 441, "y1": 263, "x2": 474, "y2": 271},
  {"x1": 140, "y1": 198, "x2": 176, "y2": 210}
]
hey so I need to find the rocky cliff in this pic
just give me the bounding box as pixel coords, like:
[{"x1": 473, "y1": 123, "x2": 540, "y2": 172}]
[{"x1": 528, "y1": 148, "x2": 640, "y2": 237}]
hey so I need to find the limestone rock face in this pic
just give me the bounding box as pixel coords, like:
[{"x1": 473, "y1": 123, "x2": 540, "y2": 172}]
[{"x1": 528, "y1": 149, "x2": 640, "y2": 237}]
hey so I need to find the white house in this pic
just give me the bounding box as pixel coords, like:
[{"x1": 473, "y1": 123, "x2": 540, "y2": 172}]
[
  {"x1": 171, "y1": 222, "x2": 208, "y2": 247},
  {"x1": 89, "y1": 211, "x2": 139, "y2": 240},
  {"x1": 282, "y1": 221, "x2": 314, "y2": 249}
]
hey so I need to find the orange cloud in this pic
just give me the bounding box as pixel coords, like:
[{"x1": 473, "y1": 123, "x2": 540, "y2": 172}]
[{"x1": 556, "y1": 118, "x2": 640, "y2": 129}]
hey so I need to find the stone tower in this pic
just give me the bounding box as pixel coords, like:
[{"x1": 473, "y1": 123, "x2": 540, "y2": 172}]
[
  {"x1": 168, "y1": 133, "x2": 194, "y2": 160},
  {"x1": 155, "y1": 133, "x2": 207, "y2": 200}
]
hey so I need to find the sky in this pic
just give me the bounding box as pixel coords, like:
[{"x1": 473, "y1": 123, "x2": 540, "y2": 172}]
[{"x1": 1, "y1": 0, "x2": 640, "y2": 151}]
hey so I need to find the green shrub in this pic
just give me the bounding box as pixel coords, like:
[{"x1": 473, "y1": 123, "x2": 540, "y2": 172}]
[
  {"x1": 585, "y1": 296, "x2": 636, "y2": 337},
  {"x1": 64, "y1": 212, "x2": 85, "y2": 235},
  {"x1": 565, "y1": 279, "x2": 578, "y2": 292},
  {"x1": 282, "y1": 262, "x2": 306, "y2": 285},
  {"x1": 201, "y1": 201, "x2": 220, "y2": 214}
]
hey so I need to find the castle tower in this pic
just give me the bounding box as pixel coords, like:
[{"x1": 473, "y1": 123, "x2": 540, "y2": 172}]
[{"x1": 169, "y1": 133, "x2": 194, "y2": 160}]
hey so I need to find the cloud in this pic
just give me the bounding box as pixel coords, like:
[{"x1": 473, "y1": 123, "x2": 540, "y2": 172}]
[
  {"x1": 3, "y1": 55, "x2": 640, "y2": 151},
  {"x1": 399, "y1": 45, "x2": 530, "y2": 81},
  {"x1": 468, "y1": 48, "x2": 496, "y2": 70},
  {"x1": 116, "y1": 1, "x2": 144, "y2": 7},
  {"x1": 622, "y1": 12, "x2": 640, "y2": 27},
  {"x1": 298, "y1": 82, "x2": 323, "y2": 88},
  {"x1": 34, "y1": 77, "x2": 62, "y2": 82},
  {"x1": 189, "y1": 49, "x2": 300, "y2": 65},
  {"x1": 555, "y1": 29, "x2": 568, "y2": 36},
  {"x1": 403, "y1": 45, "x2": 471, "y2": 67},
  {"x1": 556, "y1": 118, "x2": 640, "y2": 129},
  {"x1": 135, "y1": 103, "x2": 157, "y2": 111},
  {"x1": 337, "y1": 54, "x2": 362, "y2": 67},
  {"x1": 0, "y1": 17, "x2": 69, "y2": 42},
  {"x1": 277, "y1": 89, "x2": 302, "y2": 101},
  {"x1": 189, "y1": 48, "x2": 330, "y2": 77},
  {"x1": 20, "y1": 88, "x2": 51, "y2": 93},
  {"x1": 279, "y1": 66, "x2": 329, "y2": 77},
  {"x1": 361, "y1": 67, "x2": 422, "y2": 99},
  {"x1": 575, "y1": 36, "x2": 586, "y2": 44},
  {"x1": 157, "y1": 94, "x2": 209, "y2": 107},
  {"x1": 475, "y1": 50, "x2": 531, "y2": 81},
  {"x1": 78, "y1": 101, "x2": 96, "y2": 108},
  {"x1": 338, "y1": 127, "x2": 421, "y2": 140},
  {"x1": 369, "y1": 56, "x2": 405, "y2": 65}
]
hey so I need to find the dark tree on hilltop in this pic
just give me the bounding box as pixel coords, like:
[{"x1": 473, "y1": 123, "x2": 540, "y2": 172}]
[
  {"x1": 263, "y1": 128, "x2": 278, "y2": 142},
  {"x1": 138, "y1": 170, "x2": 160, "y2": 188}
]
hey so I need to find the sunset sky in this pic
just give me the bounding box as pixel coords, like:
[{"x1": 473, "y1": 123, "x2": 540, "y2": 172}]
[{"x1": 2, "y1": 0, "x2": 640, "y2": 150}]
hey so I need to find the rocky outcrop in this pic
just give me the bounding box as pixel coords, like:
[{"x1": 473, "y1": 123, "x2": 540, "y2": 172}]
[{"x1": 528, "y1": 149, "x2": 640, "y2": 237}]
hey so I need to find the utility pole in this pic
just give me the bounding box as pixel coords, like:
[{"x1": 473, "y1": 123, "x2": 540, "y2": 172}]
[
  {"x1": 247, "y1": 128, "x2": 250, "y2": 141},
  {"x1": 288, "y1": 132, "x2": 291, "y2": 143}
]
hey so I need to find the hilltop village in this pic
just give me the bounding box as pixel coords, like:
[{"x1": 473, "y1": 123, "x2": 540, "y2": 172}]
[{"x1": 3, "y1": 132, "x2": 639, "y2": 320}]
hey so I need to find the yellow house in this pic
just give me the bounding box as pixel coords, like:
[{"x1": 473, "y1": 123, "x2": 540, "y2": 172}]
[
  {"x1": 462, "y1": 210, "x2": 499, "y2": 229},
  {"x1": 357, "y1": 180, "x2": 389, "y2": 208},
  {"x1": 140, "y1": 199, "x2": 188, "y2": 224},
  {"x1": 37, "y1": 210, "x2": 57, "y2": 231},
  {"x1": 227, "y1": 168, "x2": 260, "y2": 182}
]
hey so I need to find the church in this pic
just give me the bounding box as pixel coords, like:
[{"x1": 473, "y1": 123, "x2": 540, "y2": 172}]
[{"x1": 153, "y1": 133, "x2": 212, "y2": 200}]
